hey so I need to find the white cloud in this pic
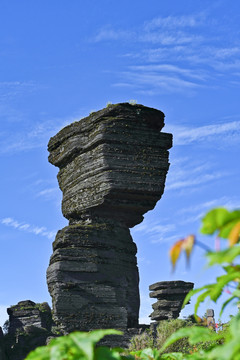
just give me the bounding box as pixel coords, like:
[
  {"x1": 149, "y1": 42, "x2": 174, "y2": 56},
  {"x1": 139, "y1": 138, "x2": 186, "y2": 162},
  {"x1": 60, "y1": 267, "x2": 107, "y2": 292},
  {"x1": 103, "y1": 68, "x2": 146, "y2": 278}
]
[
  {"x1": 129, "y1": 64, "x2": 207, "y2": 81},
  {"x1": 115, "y1": 71, "x2": 201, "y2": 94},
  {"x1": 36, "y1": 187, "x2": 59, "y2": 198},
  {"x1": 151, "y1": 234, "x2": 180, "y2": 245},
  {"x1": 94, "y1": 27, "x2": 134, "y2": 42},
  {"x1": 166, "y1": 121, "x2": 240, "y2": 146},
  {"x1": 0, "y1": 114, "x2": 84, "y2": 155},
  {"x1": 94, "y1": 11, "x2": 240, "y2": 91},
  {"x1": 178, "y1": 197, "x2": 240, "y2": 217},
  {"x1": 0, "y1": 217, "x2": 56, "y2": 240},
  {"x1": 144, "y1": 14, "x2": 205, "y2": 31},
  {"x1": 133, "y1": 222, "x2": 175, "y2": 235},
  {"x1": 166, "y1": 172, "x2": 225, "y2": 191},
  {"x1": 165, "y1": 155, "x2": 229, "y2": 194},
  {"x1": 139, "y1": 31, "x2": 202, "y2": 46},
  {"x1": 177, "y1": 197, "x2": 240, "y2": 226}
]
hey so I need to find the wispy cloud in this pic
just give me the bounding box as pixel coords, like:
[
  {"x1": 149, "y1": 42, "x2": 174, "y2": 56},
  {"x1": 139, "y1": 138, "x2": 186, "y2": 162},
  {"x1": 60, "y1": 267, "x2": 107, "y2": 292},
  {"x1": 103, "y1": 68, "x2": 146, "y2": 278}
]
[
  {"x1": 1, "y1": 217, "x2": 56, "y2": 240},
  {"x1": 178, "y1": 197, "x2": 240, "y2": 225},
  {"x1": 0, "y1": 81, "x2": 36, "y2": 102},
  {"x1": 167, "y1": 172, "x2": 224, "y2": 191},
  {"x1": 165, "y1": 156, "x2": 228, "y2": 193},
  {"x1": 133, "y1": 222, "x2": 175, "y2": 235},
  {"x1": 36, "y1": 187, "x2": 59, "y2": 199},
  {"x1": 132, "y1": 219, "x2": 176, "y2": 244},
  {"x1": 129, "y1": 64, "x2": 207, "y2": 81},
  {"x1": 166, "y1": 120, "x2": 240, "y2": 146},
  {"x1": 0, "y1": 114, "x2": 84, "y2": 155},
  {"x1": 114, "y1": 70, "x2": 202, "y2": 94},
  {"x1": 150, "y1": 234, "x2": 180, "y2": 245},
  {"x1": 95, "y1": 11, "x2": 240, "y2": 91},
  {"x1": 94, "y1": 26, "x2": 134, "y2": 42},
  {"x1": 144, "y1": 14, "x2": 205, "y2": 30}
]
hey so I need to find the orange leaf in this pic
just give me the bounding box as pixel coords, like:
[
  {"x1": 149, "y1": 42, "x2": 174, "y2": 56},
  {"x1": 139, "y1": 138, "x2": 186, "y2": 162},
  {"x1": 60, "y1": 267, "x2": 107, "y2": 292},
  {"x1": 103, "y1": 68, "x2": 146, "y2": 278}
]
[
  {"x1": 182, "y1": 235, "x2": 195, "y2": 261},
  {"x1": 228, "y1": 222, "x2": 240, "y2": 247},
  {"x1": 169, "y1": 240, "x2": 184, "y2": 270}
]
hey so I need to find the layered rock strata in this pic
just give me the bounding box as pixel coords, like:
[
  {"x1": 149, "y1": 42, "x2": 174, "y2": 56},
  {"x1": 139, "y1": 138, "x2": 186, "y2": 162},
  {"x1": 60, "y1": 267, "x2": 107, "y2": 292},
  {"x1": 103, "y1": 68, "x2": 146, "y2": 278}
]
[
  {"x1": 47, "y1": 103, "x2": 172, "y2": 333},
  {"x1": 3, "y1": 301, "x2": 53, "y2": 360},
  {"x1": 7, "y1": 300, "x2": 52, "y2": 335},
  {"x1": 149, "y1": 281, "x2": 194, "y2": 321}
]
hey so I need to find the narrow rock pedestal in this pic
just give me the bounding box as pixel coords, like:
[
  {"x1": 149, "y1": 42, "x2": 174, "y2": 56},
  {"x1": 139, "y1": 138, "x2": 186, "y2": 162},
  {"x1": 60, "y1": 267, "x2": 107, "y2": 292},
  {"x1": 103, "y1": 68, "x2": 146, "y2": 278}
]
[
  {"x1": 149, "y1": 281, "x2": 194, "y2": 322},
  {"x1": 47, "y1": 103, "x2": 172, "y2": 333}
]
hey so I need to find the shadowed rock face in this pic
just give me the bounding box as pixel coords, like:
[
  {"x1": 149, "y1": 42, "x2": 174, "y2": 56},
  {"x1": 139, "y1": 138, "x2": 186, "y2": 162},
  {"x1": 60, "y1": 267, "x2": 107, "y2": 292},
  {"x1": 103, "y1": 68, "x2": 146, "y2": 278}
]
[{"x1": 47, "y1": 103, "x2": 172, "y2": 333}]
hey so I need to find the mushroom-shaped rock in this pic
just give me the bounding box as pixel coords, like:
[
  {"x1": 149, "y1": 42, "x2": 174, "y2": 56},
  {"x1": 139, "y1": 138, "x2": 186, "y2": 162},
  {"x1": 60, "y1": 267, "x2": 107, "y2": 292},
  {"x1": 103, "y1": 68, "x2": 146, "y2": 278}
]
[{"x1": 47, "y1": 103, "x2": 172, "y2": 333}]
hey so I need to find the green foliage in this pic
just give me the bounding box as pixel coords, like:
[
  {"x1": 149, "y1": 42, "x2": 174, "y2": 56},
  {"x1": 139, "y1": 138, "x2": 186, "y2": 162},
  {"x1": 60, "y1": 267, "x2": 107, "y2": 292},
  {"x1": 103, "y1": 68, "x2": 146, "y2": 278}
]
[
  {"x1": 155, "y1": 319, "x2": 195, "y2": 354},
  {"x1": 130, "y1": 348, "x2": 161, "y2": 360},
  {"x1": 24, "y1": 207, "x2": 240, "y2": 360},
  {"x1": 25, "y1": 329, "x2": 128, "y2": 360},
  {"x1": 129, "y1": 329, "x2": 154, "y2": 351},
  {"x1": 160, "y1": 326, "x2": 219, "y2": 352},
  {"x1": 201, "y1": 208, "x2": 240, "y2": 239}
]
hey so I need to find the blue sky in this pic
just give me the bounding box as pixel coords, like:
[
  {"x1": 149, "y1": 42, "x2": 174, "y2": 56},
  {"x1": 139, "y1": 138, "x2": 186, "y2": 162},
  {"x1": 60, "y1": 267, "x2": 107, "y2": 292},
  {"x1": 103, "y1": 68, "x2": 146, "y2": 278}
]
[{"x1": 1, "y1": 0, "x2": 240, "y2": 327}]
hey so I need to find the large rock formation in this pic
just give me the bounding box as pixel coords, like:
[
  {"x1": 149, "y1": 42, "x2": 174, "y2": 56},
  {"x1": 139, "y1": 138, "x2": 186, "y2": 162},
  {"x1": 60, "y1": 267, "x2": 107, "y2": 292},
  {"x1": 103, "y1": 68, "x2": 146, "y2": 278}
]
[
  {"x1": 149, "y1": 281, "x2": 194, "y2": 322},
  {"x1": 47, "y1": 103, "x2": 172, "y2": 333}
]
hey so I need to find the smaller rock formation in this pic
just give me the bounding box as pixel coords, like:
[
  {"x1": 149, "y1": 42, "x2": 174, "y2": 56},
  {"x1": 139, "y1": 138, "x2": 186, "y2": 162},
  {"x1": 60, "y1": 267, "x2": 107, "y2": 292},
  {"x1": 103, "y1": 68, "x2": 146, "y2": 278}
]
[
  {"x1": 3, "y1": 300, "x2": 53, "y2": 360},
  {"x1": 7, "y1": 300, "x2": 52, "y2": 335},
  {"x1": 206, "y1": 309, "x2": 215, "y2": 330},
  {"x1": 149, "y1": 281, "x2": 194, "y2": 321}
]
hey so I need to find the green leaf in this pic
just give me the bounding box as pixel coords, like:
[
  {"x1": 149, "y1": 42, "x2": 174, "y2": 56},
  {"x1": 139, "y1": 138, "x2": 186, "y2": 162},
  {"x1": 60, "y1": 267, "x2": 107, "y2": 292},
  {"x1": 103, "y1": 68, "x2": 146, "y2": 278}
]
[
  {"x1": 187, "y1": 269, "x2": 240, "y2": 315},
  {"x1": 95, "y1": 347, "x2": 124, "y2": 360},
  {"x1": 69, "y1": 330, "x2": 122, "y2": 360},
  {"x1": 220, "y1": 295, "x2": 236, "y2": 317},
  {"x1": 206, "y1": 246, "x2": 240, "y2": 266},
  {"x1": 25, "y1": 346, "x2": 51, "y2": 360},
  {"x1": 200, "y1": 208, "x2": 240, "y2": 238},
  {"x1": 131, "y1": 348, "x2": 160, "y2": 360},
  {"x1": 201, "y1": 208, "x2": 231, "y2": 235},
  {"x1": 25, "y1": 329, "x2": 122, "y2": 360},
  {"x1": 182, "y1": 286, "x2": 208, "y2": 308},
  {"x1": 194, "y1": 286, "x2": 213, "y2": 314},
  {"x1": 207, "y1": 314, "x2": 240, "y2": 360},
  {"x1": 160, "y1": 353, "x2": 184, "y2": 359}
]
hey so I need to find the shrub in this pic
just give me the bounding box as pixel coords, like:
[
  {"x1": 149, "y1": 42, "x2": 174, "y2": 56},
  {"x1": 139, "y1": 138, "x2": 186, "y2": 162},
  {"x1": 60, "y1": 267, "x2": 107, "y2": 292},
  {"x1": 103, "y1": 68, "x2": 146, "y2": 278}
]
[{"x1": 129, "y1": 329, "x2": 154, "y2": 351}]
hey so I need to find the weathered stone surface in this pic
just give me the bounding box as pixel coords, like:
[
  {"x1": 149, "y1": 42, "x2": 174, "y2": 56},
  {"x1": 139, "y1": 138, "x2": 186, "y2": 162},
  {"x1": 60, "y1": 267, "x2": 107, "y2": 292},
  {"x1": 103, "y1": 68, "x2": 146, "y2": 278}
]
[
  {"x1": 47, "y1": 103, "x2": 172, "y2": 333},
  {"x1": 152, "y1": 300, "x2": 182, "y2": 310},
  {"x1": 206, "y1": 308, "x2": 214, "y2": 317},
  {"x1": 149, "y1": 287, "x2": 192, "y2": 298},
  {"x1": 149, "y1": 280, "x2": 193, "y2": 291},
  {"x1": 3, "y1": 301, "x2": 53, "y2": 360},
  {"x1": 150, "y1": 309, "x2": 180, "y2": 321},
  {"x1": 48, "y1": 103, "x2": 172, "y2": 228},
  {"x1": 149, "y1": 281, "x2": 194, "y2": 322},
  {"x1": 7, "y1": 300, "x2": 52, "y2": 335}
]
